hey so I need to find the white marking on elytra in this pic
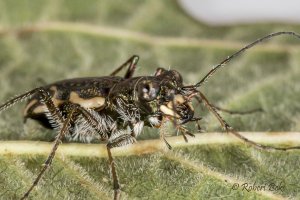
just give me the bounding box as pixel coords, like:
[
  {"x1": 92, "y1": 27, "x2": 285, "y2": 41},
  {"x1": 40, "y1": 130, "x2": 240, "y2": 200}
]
[
  {"x1": 69, "y1": 91, "x2": 105, "y2": 109},
  {"x1": 31, "y1": 86, "x2": 64, "y2": 114},
  {"x1": 23, "y1": 99, "x2": 38, "y2": 115}
]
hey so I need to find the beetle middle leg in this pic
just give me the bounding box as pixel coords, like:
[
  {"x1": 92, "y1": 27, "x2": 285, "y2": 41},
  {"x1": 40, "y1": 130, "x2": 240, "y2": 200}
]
[
  {"x1": 107, "y1": 133, "x2": 137, "y2": 200},
  {"x1": 76, "y1": 109, "x2": 137, "y2": 200},
  {"x1": 109, "y1": 55, "x2": 140, "y2": 79}
]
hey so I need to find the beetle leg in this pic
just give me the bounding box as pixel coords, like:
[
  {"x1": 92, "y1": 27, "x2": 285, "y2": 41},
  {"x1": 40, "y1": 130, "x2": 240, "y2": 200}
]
[
  {"x1": 195, "y1": 119, "x2": 204, "y2": 133},
  {"x1": 198, "y1": 91, "x2": 300, "y2": 151},
  {"x1": 107, "y1": 146, "x2": 121, "y2": 200},
  {"x1": 37, "y1": 88, "x2": 64, "y2": 128},
  {"x1": 107, "y1": 133, "x2": 136, "y2": 200},
  {"x1": 64, "y1": 106, "x2": 137, "y2": 200},
  {"x1": 76, "y1": 106, "x2": 99, "y2": 129},
  {"x1": 158, "y1": 118, "x2": 173, "y2": 150},
  {"x1": 0, "y1": 87, "x2": 64, "y2": 129},
  {"x1": 162, "y1": 136, "x2": 172, "y2": 150},
  {"x1": 21, "y1": 104, "x2": 76, "y2": 199},
  {"x1": 109, "y1": 55, "x2": 139, "y2": 79}
]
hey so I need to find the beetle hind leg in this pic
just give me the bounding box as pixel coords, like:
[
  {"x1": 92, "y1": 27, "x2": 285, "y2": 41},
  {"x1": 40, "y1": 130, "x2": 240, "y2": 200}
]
[
  {"x1": 109, "y1": 55, "x2": 139, "y2": 79},
  {"x1": 21, "y1": 105, "x2": 76, "y2": 200}
]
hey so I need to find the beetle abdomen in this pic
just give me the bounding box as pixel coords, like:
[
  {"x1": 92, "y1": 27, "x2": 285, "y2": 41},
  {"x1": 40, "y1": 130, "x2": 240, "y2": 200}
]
[{"x1": 23, "y1": 76, "x2": 123, "y2": 129}]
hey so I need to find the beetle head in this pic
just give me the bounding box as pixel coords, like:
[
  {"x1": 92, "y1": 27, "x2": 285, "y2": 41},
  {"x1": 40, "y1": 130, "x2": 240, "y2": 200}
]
[{"x1": 136, "y1": 68, "x2": 194, "y2": 124}]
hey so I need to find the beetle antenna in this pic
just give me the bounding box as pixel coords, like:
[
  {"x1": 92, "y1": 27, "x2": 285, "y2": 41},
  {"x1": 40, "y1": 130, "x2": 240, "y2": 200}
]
[
  {"x1": 186, "y1": 31, "x2": 300, "y2": 89},
  {"x1": 198, "y1": 91, "x2": 300, "y2": 151}
]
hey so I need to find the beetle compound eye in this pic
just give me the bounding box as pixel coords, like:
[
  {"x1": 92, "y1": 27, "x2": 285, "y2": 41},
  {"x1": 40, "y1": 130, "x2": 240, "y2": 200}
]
[{"x1": 138, "y1": 81, "x2": 160, "y2": 101}]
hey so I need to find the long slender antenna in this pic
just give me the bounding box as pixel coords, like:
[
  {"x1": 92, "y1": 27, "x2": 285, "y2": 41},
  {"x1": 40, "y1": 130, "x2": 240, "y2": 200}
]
[
  {"x1": 193, "y1": 31, "x2": 300, "y2": 88},
  {"x1": 199, "y1": 91, "x2": 300, "y2": 151}
]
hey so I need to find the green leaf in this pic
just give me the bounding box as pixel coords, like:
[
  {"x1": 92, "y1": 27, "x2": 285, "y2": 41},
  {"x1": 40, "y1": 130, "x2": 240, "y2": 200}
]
[{"x1": 0, "y1": 0, "x2": 300, "y2": 199}]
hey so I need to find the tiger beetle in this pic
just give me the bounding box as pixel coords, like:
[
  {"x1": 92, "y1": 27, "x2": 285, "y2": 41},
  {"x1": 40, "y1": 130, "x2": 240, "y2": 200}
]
[{"x1": 0, "y1": 31, "x2": 300, "y2": 200}]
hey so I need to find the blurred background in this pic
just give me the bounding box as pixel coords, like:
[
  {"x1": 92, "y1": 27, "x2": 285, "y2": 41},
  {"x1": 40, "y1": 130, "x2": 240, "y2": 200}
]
[
  {"x1": 0, "y1": 1, "x2": 300, "y2": 199},
  {"x1": 179, "y1": 0, "x2": 300, "y2": 25}
]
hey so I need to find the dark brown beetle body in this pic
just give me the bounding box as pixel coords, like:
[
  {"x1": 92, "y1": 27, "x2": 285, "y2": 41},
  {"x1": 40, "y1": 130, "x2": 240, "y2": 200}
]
[
  {"x1": 23, "y1": 70, "x2": 194, "y2": 144},
  {"x1": 24, "y1": 76, "x2": 123, "y2": 129}
]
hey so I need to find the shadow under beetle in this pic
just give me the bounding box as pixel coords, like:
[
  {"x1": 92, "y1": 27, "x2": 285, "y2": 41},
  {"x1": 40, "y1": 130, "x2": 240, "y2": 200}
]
[{"x1": 0, "y1": 31, "x2": 300, "y2": 200}]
